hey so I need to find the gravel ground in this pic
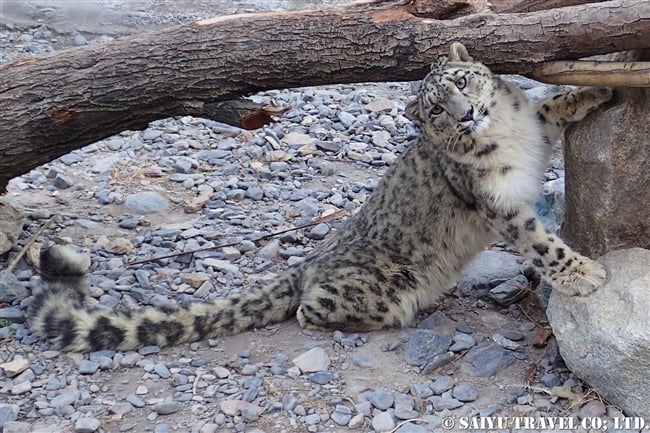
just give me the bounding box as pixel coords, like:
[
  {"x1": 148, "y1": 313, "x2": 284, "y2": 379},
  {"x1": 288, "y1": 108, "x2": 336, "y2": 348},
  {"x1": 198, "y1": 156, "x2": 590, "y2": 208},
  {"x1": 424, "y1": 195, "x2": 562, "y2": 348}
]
[{"x1": 0, "y1": 2, "x2": 640, "y2": 433}]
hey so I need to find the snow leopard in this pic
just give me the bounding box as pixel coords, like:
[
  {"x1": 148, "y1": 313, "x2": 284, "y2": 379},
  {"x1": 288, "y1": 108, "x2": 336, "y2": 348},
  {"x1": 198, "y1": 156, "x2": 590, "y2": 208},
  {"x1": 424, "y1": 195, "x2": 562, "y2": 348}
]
[{"x1": 29, "y1": 43, "x2": 612, "y2": 351}]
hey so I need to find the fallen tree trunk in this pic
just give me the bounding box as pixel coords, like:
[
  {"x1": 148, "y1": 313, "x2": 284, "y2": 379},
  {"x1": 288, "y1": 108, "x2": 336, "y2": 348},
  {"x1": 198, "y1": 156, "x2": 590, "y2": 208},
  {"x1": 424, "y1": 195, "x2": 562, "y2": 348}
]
[{"x1": 1, "y1": 0, "x2": 649, "y2": 192}]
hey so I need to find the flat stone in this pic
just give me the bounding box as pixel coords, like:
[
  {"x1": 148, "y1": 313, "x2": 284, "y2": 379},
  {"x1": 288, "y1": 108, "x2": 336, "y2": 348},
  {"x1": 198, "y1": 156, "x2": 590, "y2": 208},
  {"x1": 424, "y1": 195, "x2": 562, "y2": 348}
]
[
  {"x1": 488, "y1": 274, "x2": 529, "y2": 306},
  {"x1": 203, "y1": 258, "x2": 239, "y2": 274},
  {"x1": 430, "y1": 375, "x2": 454, "y2": 395},
  {"x1": 0, "y1": 271, "x2": 28, "y2": 304},
  {"x1": 330, "y1": 404, "x2": 352, "y2": 426},
  {"x1": 220, "y1": 400, "x2": 261, "y2": 417},
  {"x1": 292, "y1": 347, "x2": 330, "y2": 373},
  {"x1": 75, "y1": 417, "x2": 101, "y2": 432},
  {"x1": 420, "y1": 351, "x2": 454, "y2": 374},
  {"x1": 308, "y1": 371, "x2": 333, "y2": 385},
  {"x1": 78, "y1": 360, "x2": 100, "y2": 375},
  {"x1": 449, "y1": 333, "x2": 476, "y2": 352},
  {"x1": 547, "y1": 248, "x2": 650, "y2": 419},
  {"x1": 371, "y1": 411, "x2": 395, "y2": 432},
  {"x1": 0, "y1": 358, "x2": 29, "y2": 377},
  {"x1": 125, "y1": 192, "x2": 169, "y2": 214},
  {"x1": 404, "y1": 330, "x2": 452, "y2": 366},
  {"x1": 417, "y1": 311, "x2": 456, "y2": 334},
  {"x1": 452, "y1": 383, "x2": 479, "y2": 402},
  {"x1": 458, "y1": 250, "x2": 525, "y2": 290},
  {"x1": 154, "y1": 401, "x2": 180, "y2": 415},
  {"x1": 282, "y1": 132, "x2": 313, "y2": 146},
  {"x1": 428, "y1": 396, "x2": 463, "y2": 410},
  {"x1": 51, "y1": 389, "x2": 80, "y2": 407},
  {"x1": 368, "y1": 389, "x2": 394, "y2": 410},
  {"x1": 461, "y1": 341, "x2": 515, "y2": 377}
]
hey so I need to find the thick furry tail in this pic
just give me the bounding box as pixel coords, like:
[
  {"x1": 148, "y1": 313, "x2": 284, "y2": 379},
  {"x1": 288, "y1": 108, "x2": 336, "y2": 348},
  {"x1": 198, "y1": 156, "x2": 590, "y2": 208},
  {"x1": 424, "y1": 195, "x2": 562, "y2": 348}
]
[{"x1": 28, "y1": 245, "x2": 303, "y2": 352}]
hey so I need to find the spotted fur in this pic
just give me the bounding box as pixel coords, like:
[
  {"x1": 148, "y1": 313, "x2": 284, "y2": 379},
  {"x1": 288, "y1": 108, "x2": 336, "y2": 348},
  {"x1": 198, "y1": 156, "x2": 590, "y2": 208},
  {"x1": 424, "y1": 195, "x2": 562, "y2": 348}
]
[{"x1": 29, "y1": 43, "x2": 612, "y2": 352}]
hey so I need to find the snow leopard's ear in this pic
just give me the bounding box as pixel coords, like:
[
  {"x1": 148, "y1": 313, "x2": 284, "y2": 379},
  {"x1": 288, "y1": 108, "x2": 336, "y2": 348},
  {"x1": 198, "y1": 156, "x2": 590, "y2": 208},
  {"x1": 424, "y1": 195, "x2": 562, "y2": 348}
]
[
  {"x1": 405, "y1": 97, "x2": 423, "y2": 124},
  {"x1": 448, "y1": 42, "x2": 472, "y2": 62}
]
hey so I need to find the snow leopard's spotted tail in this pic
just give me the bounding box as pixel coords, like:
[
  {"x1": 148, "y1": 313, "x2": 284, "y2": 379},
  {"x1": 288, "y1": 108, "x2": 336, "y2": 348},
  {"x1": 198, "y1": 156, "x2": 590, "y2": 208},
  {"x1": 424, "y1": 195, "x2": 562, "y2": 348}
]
[{"x1": 28, "y1": 245, "x2": 303, "y2": 352}]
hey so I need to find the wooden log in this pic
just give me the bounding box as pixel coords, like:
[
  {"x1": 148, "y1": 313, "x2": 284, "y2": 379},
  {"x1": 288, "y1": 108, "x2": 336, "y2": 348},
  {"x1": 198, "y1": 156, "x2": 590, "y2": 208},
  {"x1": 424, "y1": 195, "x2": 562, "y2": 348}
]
[{"x1": 1, "y1": 0, "x2": 649, "y2": 192}]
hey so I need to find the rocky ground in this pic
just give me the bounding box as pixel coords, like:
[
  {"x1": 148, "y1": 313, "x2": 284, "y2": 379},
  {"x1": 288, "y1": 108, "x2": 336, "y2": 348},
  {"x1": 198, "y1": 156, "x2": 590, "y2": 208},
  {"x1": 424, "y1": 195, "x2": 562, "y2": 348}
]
[{"x1": 0, "y1": 2, "x2": 643, "y2": 433}]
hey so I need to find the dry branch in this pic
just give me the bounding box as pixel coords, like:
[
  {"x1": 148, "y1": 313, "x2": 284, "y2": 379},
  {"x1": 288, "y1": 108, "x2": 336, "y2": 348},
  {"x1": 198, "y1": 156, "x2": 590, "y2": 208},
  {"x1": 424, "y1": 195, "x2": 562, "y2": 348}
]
[
  {"x1": 532, "y1": 61, "x2": 650, "y2": 86},
  {"x1": 1, "y1": 0, "x2": 649, "y2": 192}
]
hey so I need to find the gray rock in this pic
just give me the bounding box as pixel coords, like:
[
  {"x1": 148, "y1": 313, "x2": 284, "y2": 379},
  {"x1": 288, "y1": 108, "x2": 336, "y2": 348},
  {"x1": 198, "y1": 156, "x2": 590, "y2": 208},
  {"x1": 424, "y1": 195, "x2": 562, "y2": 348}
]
[
  {"x1": 0, "y1": 271, "x2": 29, "y2": 304},
  {"x1": 75, "y1": 417, "x2": 101, "y2": 432},
  {"x1": 282, "y1": 393, "x2": 298, "y2": 411},
  {"x1": 0, "y1": 404, "x2": 18, "y2": 427},
  {"x1": 126, "y1": 394, "x2": 145, "y2": 408},
  {"x1": 73, "y1": 34, "x2": 88, "y2": 45},
  {"x1": 410, "y1": 383, "x2": 433, "y2": 398},
  {"x1": 368, "y1": 389, "x2": 394, "y2": 410},
  {"x1": 53, "y1": 173, "x2": 74, "y2": 189},
  {"x1": 245, "y1": 187, "x2": 264, "y2": 201},
  {"x1": 564, "y1": 69, "x2": 650, "y2": 256},
  {"x1": 428, "y1": 396, "x2": 463, "y2": 410},
  {"x1": 78, "y1": 360, "x2": 100, "y2": 375},
  {"x1": 125, "y1": 191, "x2": 169, "y2": 214},
  {"x1": 420, "y1": 352, "x2": 454, "y2": 374},
  {"x1": 331, "y1": 404, "x2": 352, "y2": 425},
  {"x1": 153, "y1": 362, "x2": 171, "y2": 378},
  {"x1": 306, "y1": 223, "x2": 330, "y2": 240},
  {"x1": 535, "y1": 177, "x2": 565, "y2": 234},
  {"x1": 351, "y1": 354, "x2": 377, "y2": 368},
  {"x1": 417, "y1": 311, "x2": 456, "y2": 334},
  {"x1": 292, "y1": 347, "x2": 329, "y2": 372},
  {"x1": 488, "y1": 274, "x2": 529, "y2": 306},
  {"x1": 154, "y1": 401, "x2": 180, "y2": 415},
  {"x1": 2, "y1": 421, "x2": 31, "y2": 433},
  {"x1": 0, "y1": 196, "x2": 24, "y2": 255},
  {"x1": 430, "y1": 376, "x2": 454, "y2": 395},
  {"x1": 449, "y1": 333, "x2": 475, "y2": 352},
  {"x1": 547, "y1": 248, "x2": 650, "y2": 420},
  {"x1": 0, "y1": 307, "x2": 24, "y2": 322},
  {"x1": 395, "y1": 423, "x2": 429, "y2": 433},
  {"x1": 51, "y1": 389, "x2": 81, "y2": 407},
  {"x1": 338, "y1": 111, "x2": 356, "y2": 127},
  {"x1": 452, "y1": 383, "x2": 478, "y2": 402},
  {"x1": 458, "y1": 250, "x2": 524, "y2": 289},
  {"x1": 461, "y1": 341, "x2": 516, "y2": 377},
  {"x1": 404, "y1": 330, "x2": 452, "y2": 366},
  {"x1": 304, "y1": 413, "x2": 320, "y2": 425},
  {"x1": 153, "y1": 424, "x2": 170, "y2": 433},
  {"x1": 308, "y1": 371, "x2": 333, "y2": 385},
  {"x1": 91, "y1": 155, "x2": 120, "y2": 173},
  {"x1": 371, "y1": 411, "x2": 395, "y2": 432}
]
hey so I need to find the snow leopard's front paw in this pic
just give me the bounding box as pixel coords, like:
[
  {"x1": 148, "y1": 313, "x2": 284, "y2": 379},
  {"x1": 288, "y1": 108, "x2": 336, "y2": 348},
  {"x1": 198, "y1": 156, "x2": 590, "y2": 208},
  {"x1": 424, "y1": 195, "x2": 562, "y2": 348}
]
[{"x1": 550, "y1": 256, "x2": 606, "y2": 296}]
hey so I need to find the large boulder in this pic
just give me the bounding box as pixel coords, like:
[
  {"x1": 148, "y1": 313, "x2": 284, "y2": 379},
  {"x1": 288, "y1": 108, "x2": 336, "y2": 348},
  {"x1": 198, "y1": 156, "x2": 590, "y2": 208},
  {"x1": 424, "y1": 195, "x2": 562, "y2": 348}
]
[
  {"x1": 547, "y1": 248, "x2": 650, "y2": 419},
  {"x1": 562, "y1": 50, "x2": 650, "y2": 257},
  {"x1": 0, "y1": 196, "x2": 25, "y2": 255}
]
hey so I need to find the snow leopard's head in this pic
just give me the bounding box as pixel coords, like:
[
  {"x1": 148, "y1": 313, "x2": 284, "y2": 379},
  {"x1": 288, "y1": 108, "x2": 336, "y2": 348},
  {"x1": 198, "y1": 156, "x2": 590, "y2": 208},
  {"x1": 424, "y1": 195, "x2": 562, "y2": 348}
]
[{"x1": 406, "y1": 42, "x2": 496, "y2": 152}]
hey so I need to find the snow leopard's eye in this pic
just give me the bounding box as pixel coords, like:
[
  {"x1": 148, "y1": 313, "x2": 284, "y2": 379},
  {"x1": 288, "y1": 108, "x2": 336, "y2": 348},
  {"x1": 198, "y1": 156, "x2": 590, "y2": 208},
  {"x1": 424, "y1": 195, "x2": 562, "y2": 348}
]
[
  {"x1": 455, "y1": 76, "x2": 467, "y2": 89},
  {"x1": 429, "y1": 104, "x2": 444, "y2": 115}
]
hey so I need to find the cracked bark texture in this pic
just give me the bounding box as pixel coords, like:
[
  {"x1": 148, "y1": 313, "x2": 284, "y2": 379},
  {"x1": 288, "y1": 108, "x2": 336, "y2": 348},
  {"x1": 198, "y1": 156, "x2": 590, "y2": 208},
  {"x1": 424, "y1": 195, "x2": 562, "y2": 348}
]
[{"x1": 1, "y1": 0, "x2": 649, "y2": 191}]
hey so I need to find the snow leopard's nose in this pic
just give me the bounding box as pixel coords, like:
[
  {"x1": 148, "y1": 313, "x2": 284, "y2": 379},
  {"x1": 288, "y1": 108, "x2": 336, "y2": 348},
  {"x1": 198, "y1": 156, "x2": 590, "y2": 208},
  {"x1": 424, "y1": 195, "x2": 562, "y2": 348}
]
[{"x1": 460, "y1": 106, "x2": 474, "y2": 122}]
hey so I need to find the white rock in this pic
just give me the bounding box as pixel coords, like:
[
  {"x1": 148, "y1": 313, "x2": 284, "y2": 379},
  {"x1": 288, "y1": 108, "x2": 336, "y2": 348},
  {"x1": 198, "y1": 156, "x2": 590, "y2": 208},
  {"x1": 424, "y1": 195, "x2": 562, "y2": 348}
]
[
  {"x1": 0, "y1": 358, "x2": 29, "y2": 377},
  {"x1": 282, "y1": 132, "x2": 314, "y2": 146},
  {"x1": 203, "y1": 258, "x2": 238, "y2": 274},
  {"x1": 292, "y1": 347, "x2": 330, "y2": 373},
  {"x1": 547, "y1": 248, "x2": 650, "y2": 420},
  {"x1": 371, "y1": 411, "x2": 395, "y2": 432}
]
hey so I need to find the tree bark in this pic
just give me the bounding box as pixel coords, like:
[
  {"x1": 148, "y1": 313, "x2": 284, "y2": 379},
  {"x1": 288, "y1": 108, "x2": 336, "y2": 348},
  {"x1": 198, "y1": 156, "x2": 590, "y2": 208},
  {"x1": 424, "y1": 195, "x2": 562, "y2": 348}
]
[{"x1": 1, "y1": 0, "x2": 649, "y2": 192}]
